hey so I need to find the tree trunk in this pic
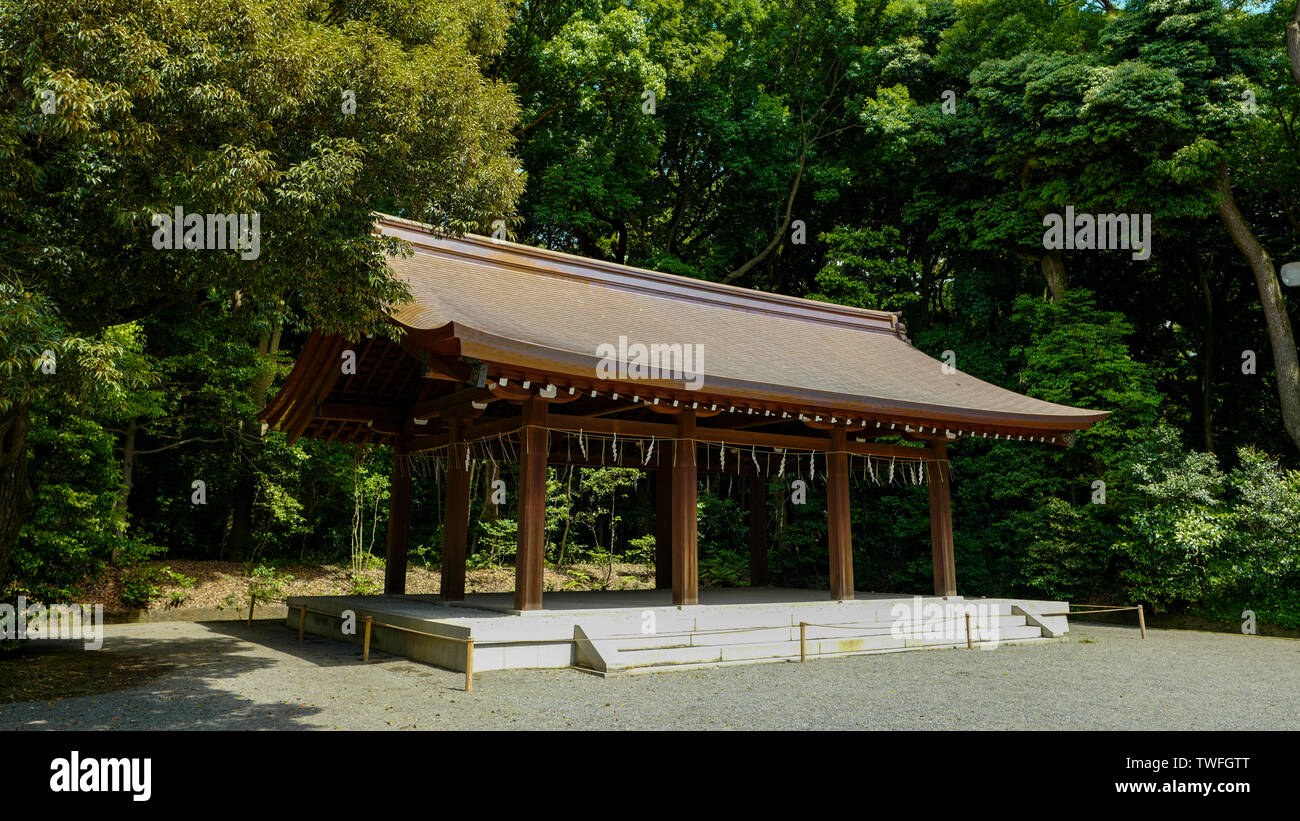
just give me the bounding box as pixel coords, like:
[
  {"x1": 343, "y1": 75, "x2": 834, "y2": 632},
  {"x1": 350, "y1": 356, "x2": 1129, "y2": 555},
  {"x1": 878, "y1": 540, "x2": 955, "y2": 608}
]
[
  {"x1": 113, "y1": 419, "x2": 137, "y2": 523},
  {"x1": 0, "y1": 403, "x2": 33, "y2": 596},
  {"x1": 1041, "y1": 250, "x2": 1068, "y2": 303},
  {"x1": 228, "y1": 319, "x2": 284, "y2": 560},
  {"x1": 1287, "y1": 1, "x2": 1300, "y2": 86},
  {"x1": 227, "y1": 460, "x2": 255, "y2": 561},
  {"x1": 1216, "y1": 166, "x2": 1300, "y2": 453},
  {"x1": 1194, "y1": 257, "x2": 1215, "y2": 453},
  {"x1": 722, "y1": 138, "x2": 809, "y2": 285},
  {"x1": 109, "y1": 418, "x2": 138, "y2": 562}
]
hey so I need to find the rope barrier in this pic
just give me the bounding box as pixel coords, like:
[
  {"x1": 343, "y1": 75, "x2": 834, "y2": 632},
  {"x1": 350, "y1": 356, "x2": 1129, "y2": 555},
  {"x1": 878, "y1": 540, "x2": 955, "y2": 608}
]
[{"x1": 1047, "y1": 604, "x2": 1148, "y2": 639}]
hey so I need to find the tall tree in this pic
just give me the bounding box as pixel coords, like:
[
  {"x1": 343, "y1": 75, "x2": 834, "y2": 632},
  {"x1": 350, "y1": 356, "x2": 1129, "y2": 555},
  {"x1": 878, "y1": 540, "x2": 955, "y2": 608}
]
[{"x1": 0, "y1": 0, "x2": 525, "y2": 592}]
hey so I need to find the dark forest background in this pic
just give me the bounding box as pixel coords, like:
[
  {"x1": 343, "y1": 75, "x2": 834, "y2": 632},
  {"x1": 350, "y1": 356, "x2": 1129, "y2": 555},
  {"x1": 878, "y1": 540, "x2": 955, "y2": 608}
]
[{"x1": 4, "y1": 0, "x2": 1300, "y2": 626}]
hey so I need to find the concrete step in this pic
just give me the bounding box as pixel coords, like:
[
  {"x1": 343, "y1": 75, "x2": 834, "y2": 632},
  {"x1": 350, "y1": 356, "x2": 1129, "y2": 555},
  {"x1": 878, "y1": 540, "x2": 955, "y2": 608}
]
[
  {"x1": 612, "y1": 635, "x2": 1064, "y2": 675},
  {"x1": 604, "y1": 614, "x2": 1032, "y2": 650},
  {"x1": 605, "y1": 623, "x2": 1046, "y2": 672}
]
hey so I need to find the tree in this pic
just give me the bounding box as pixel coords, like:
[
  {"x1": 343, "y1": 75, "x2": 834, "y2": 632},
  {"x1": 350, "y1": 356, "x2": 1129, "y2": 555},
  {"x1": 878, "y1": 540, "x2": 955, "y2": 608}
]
[{"x1": 0, "y1": 0, "x2": 525, "y2": 593}]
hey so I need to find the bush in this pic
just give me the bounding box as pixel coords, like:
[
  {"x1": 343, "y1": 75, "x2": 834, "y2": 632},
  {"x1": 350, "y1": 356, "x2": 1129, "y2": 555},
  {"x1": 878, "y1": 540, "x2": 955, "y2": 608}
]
[
  {"x1": 11, "y1": 408, "x2": 125, "y2": 602},
  {"x1": 121, "y1": 565, "x2": 195, "y2": 609},
  {"x1": 245, "y1": 563, "x2": 294, "y2": 606},
  {"x1": 625, "y1": 535, "x2": 655, "y2": 565},
  {"x1": 121, "y1": 567, "x2": 162, "y2": 609}
]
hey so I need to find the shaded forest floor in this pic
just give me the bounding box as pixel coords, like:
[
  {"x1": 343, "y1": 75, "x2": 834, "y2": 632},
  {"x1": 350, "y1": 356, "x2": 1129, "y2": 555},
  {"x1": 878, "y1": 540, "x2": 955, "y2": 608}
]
[{"x1": 80, "y1": 559, "x2": 657, "y2": 612}]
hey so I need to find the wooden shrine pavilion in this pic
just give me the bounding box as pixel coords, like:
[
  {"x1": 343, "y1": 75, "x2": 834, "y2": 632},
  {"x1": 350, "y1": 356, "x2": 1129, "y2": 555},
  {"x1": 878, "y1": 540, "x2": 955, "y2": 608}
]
[{"x1": 259, "y1": 215, "x2": 1107, "y2": 612}]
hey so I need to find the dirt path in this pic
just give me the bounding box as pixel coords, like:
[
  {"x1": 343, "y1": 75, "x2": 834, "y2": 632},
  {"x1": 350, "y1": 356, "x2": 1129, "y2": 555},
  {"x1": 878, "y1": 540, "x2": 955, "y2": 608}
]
[{"x1": 78, "y1": 560, "x2": 656, "y2": 612}]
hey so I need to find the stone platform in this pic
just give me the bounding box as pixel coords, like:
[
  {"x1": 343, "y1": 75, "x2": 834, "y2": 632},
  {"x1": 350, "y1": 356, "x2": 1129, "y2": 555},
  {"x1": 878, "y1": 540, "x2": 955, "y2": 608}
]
[{"x1": 285, "y1": 588, "x2": 1070, "y2": 676}]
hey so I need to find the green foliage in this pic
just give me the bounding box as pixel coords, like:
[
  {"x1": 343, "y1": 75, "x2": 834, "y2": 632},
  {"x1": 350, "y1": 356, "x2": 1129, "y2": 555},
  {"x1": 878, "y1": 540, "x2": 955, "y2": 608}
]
[
  {"x1": 245, "y1": 562, "x2": 294, "y2": 606},
  {"x1": 561, "y1": 566, "x2": 607, "y2": 591},
  {"x1": 122, "y1": 565, "x2": 196, "y2": 609},
  {"x1": 1012, "y1": 289, "x2": 1161, "y2": 457},
  {"x1": 625, "y1": 535, "x2": 656, "y2": 566},
  {"x1": 347, "y1": 574, "x2": 381, "y2": 596},
  {"x1": 1116, "y1": 426, "x2": 1231, "y2": 611},
  {"x1": 0, "y1": 0, "x2": 527, "y2": 594},
  {"x1": 11, "y1": 401, "x2": 156, "y2": 602},
  {"x1": 120, "y1": 568, "x2": 161, "y2": 609},
  {"x1": 471, "y1": 518, "x2": 517, "y2": 567}
]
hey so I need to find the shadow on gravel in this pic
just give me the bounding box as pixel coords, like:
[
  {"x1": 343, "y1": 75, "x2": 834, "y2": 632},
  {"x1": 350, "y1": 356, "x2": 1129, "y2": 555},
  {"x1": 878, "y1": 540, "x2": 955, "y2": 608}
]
[
  {"x1": 199, "y1": 619, "x2": 399, "y2": 667},
  {"x1": 2, "y1": 631, "x2": 264, "y2": 700},
  {"x1": 0, "y1": 624, "x2": 330, "y2": 730}
]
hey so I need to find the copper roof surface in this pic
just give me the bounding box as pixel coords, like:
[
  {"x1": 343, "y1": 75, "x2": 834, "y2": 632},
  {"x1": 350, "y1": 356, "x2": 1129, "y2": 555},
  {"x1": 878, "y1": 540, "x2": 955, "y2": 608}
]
[{"x1": 375, "y1": 215, "x2": 1107, "y2": 435}]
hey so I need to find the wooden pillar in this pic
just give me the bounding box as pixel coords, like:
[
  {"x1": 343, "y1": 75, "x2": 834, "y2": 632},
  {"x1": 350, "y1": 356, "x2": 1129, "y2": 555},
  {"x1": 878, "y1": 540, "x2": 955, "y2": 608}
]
[
  {"x1": 515, "y1": 397, "x2": 548, "y2": 611},
  {"x1": 748, "y1": 473, "x2": 769, "y2": 587},
  {"x1": 928, "y1": 442, "x2": 957, "y2": 597},
  {"x1": 826, "y1": 427, "x2": 854, "y2": 600},
  {"x1": 672, "y1": 410, "x2": 698, "y2": 605},
  {"x1": 653, "y1": 470, "x2": 673, "y2": 589},
  {"x1": 384, "y1": 442, "x2": 411, "y2": 595},
  {"x1": 440, "y1": 421, "x2": 470, "y2": 601}
]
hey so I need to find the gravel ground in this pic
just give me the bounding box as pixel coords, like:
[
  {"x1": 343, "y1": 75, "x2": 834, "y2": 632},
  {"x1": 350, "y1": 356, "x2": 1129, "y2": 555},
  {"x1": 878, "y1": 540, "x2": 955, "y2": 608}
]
[{"x1": 2, "y1": 620, "x2": 1297, "y2": 730}]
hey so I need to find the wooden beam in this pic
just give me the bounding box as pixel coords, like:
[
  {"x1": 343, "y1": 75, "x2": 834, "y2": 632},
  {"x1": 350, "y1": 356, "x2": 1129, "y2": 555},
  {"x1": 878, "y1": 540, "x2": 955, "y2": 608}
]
[
  {"x1": 672, "y1": 410, "x2": 699, "y2": 605},
  {"x1": 410, "y1": 387, "x2": 495, "y2": 419},
  {"x1": 749, "y1": 474, "x2": 769, "y2": 587},
  {"x1": 827, "y1": 428, "x2": 854, "y2": 600},
  {"x1": 442, "y1": 421, "x2": 471, "y2": 601},
  {"x1": 515, "y1": 398, "x2": 548, "y2": 611},
  {"x1": 578, "y1": 404, "x2": 646, "y2": 419},
  {"x1": 547, "y1": 448, "x2": 670, "y2": 471},
  {"x1": 928, "y1": 442, "x2": 957, "y2": 597},
  {"x1": 654, "y1": 470, "x2": 672, "y2": 589},
  {"x1": 420, "y1": 352, "x2": 471, "y2": 383},
  {"x1": 641, "y1": 402, "x2": 724, "y2": 418},
  {"x1": 487, "y1": 382, "x2": 534, "y2": 401},
  {"x1": 384, "y1": 443, "x2": 412, "y2": 595},
  {"x1": 406, "y1": 416, "x2": 524, "y2": 454},
  {"x1": 317, "y1": 402, "x2": 400, "y2": 424},
  {"x1": 408, "y1": 410, "x2": 941, "y2": 462},
  {"x1": 546, "y1": 413, "x2": 937, "y2": 460}
]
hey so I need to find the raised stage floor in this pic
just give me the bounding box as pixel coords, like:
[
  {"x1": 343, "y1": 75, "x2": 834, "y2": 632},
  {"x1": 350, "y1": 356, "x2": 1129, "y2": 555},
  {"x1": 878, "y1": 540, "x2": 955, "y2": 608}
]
[{"x1": 285, "y1": 588, "x2": 1070, "y2": 676}]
